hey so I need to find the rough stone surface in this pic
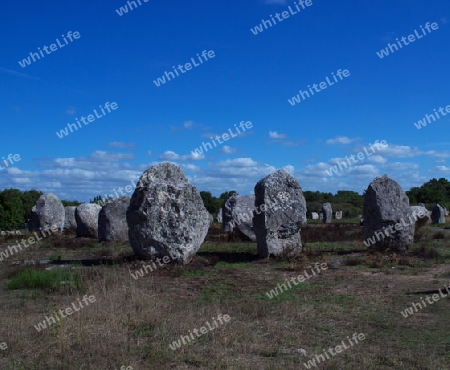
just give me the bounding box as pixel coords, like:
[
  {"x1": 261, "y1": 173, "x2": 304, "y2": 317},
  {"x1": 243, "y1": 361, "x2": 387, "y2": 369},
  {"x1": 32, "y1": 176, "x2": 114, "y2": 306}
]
[
  {"x1": 221, "y1": 195, "x2": 256, "y2": 241},
  {"x1": 126, "y1": 162, "x2": 210, "y2": 264},
  {"x1": 431, "y1": 204, "x2": 445, "y2": 224},
  {"x1": 98, "y1": 196, "x2": 130, "y2": 242},
  {"x1": 335, "y1": 211, "x2": 343, "y2": 220},
  {"x1": 445, "y1": 207, "x2": 449, "y2": 217},
  {"x1": 63, "y1": 206, "x2": 77, "y2": 233},
  {"x1": 208, "y1": 213, "x2": 213, "y2": 225},
  {"x1": 417, "y1": 203, "x2": 425, "y2": 207},
  {"x1": 215, "y1": 208, "x2": 223, "y2": 223},
  {"x1": 410, "y1": 206, "x2": 430, "y2": 227},
  {"x1": 363, "y1": 175, "x2": 414, "y2": 252},
  {"x1": 311, "y1": 212, "x2": 319, "y2": 220},
  {"x1": 322, "y1": 203, "x2": 332, "y2": 223},
  {"x1": 253, "y1": 169, "x2": 307, "y2": 257},
  {"x1": 28, "y1": 193, "x2": 65, "y2": 234},
  {"x1": 76, "y1": 203, "x2": 102, "y2": 238}
]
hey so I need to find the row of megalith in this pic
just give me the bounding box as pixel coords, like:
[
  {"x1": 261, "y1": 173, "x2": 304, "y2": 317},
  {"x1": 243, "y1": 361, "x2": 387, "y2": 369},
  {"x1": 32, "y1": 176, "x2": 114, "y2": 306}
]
[
  {"x1": 28, "y1": 162, "x2": 447, "y2": 262},
  {"x1": 28, "y1": 194, "x2": 130, "y2": 243}
]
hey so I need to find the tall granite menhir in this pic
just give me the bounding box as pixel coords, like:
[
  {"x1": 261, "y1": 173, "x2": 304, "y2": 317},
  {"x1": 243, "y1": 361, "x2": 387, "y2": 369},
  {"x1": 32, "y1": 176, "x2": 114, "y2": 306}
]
[
  {"x1": 28, "y1": 193, "x2": 65, "y2": 234},
  {"x1": 64, "y1": 206, "x2": 77, "y2": 234},
  {"x1": 221, "y1": 194, "x2": 256, "y2": 241},
  {"x1": 76, "y1": 203, "x2": 102, "y2": 238},
  {"x1": 431, "y1": 204, "x2": 445, "y2": 224},
  {"x1": 253, "y1": 169, "x2": 307, "y2": 257},
  {"x1": 322, "y1": 203, "x2": 332, "y2": 223},
  {"x1": 363, "y1": 175, "x2": 414, "y2": 252},
  {"x1": 98, "y1": 196, "x2": 130, "y2": 242},
  {"x1": 126, "y1": 162, "x2": 210, "y2": 264}
]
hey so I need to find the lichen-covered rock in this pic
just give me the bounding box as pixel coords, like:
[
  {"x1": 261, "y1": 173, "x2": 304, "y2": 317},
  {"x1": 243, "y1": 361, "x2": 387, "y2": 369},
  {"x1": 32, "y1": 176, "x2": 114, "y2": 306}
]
[
  {"x1": 126, "y1": 162, "x2": 210, "y2": 264},
  {"x1": 28, "y1": 193, "x2": 65, "y2": 234},
  {"x1": 63, "y1": 206, "x2": 77, "y2": 234},
  {"x1": 221, "y1": 195, "x2": 256, "y2": 241},
  {"x1": 98, "y1": 196, "x2": 130, "y2": 242},
  {"x1": 322, "y1": 203, "x2": 332, "y2": 223},
  {"x1": 215, "y1": 208, "x2": 223, "y2": 223},
  {"x1": 76, "y1": 203, "x2": 102, "y2": 238},
  {"x1": 431, "y1": 204, "x2": 445, "y2": 224},
  {"x1": 253, "y1": 169, "x2": 307, "y2": 257},
  {"x1": 363, "y1": 175, "x2": 414, "y2": 252},
  {"x1": 410, "y1": 205, "x2": 430, "y2": 228}
]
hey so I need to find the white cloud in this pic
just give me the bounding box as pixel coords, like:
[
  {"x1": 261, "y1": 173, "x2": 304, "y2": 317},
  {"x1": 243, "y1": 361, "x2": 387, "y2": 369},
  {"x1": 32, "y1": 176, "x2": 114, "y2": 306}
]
[
  {"x1": 425, "y1": 150, "x2": 450, "y2": 159},
  {"x1": 89, "y1": 151, "x2": 134, "y2": 161},
  {"x1": 221, "y1": 145, "x2": 237, "y2": 154},
  {"x1": 326, "y1": 136, "x2": 354, "y2": 145},
  {"x1": 367, "y1": 155, "x2": 388, "y2": 164},
  {"x1": 430, "y1": 165, "x2": 450, "y2": 173},
  {"x1": 108, "y1": 141, "x2": 135, "y2": 148},
  {"x1": 182, "y1": 163, "x2": 200, "y2": 172},
  {"x1": 158, "y1": 150, "x2": 204, "y2": 161},
  {"x1": 377, "y1": 144, "x2": 422, "y2": 158},
  {"x1": 384, "y1": 162, "x2": 419, "y2": 171},
  {"x1": 184, "y1": 120, "x2": 193, "y2": 129},
  {"x1": 283, "y1": 165, "x2": 295, "y2": 174},
  {"x1": 269, "y1": 131, "x2": 287, "y2": 139}
]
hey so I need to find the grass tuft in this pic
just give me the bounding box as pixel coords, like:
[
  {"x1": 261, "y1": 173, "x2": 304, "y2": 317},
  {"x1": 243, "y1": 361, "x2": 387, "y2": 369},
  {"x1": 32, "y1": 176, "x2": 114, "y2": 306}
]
[{"x1": 8, "y1": 267, "x2": 85, "y2": 292}]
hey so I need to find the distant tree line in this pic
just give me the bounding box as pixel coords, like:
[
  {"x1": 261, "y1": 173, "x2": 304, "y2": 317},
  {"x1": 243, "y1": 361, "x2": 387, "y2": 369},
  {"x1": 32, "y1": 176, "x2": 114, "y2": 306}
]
[
  {"x1": 0, "y1": 178, "x2": 448, "y2": 228},
  {"x1": 0, "y1": 189, "x2": 43, "y2": 229},
  {"x1": 406, "y1": 178, "x2": 450, "y2": 208}
]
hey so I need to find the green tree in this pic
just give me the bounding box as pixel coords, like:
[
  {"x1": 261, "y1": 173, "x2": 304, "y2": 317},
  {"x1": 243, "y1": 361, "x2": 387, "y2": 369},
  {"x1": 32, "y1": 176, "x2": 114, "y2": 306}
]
[
  {"x1": 21, "y1": 190, "x2": 43, "y2": 221},
  {"x1": 0, "y1": 189, "x2": 24, "y2": 226},
  {"x1": 62, "y1": 200, "x2": 82, "y2": 207}
]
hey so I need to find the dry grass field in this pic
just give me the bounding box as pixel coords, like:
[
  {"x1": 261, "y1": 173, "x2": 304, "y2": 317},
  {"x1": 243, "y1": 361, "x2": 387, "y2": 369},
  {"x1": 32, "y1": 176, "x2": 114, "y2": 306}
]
[{"x1": 0, "y1": 223, "x2": 449, "y2": 369}]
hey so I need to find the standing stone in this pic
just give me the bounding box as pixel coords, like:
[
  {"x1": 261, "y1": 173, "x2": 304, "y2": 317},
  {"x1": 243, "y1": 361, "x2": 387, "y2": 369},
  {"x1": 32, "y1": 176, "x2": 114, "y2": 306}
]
[
  {"x1": 221, "y1": 195, "x2": 256, "y2": 241},
  {"x1": 322, "y1": 203, "x2": 332, "y2": 223},
  {"x1": 311, "y1": 212, "x2": 319, "y2": 220},
  {"x1": 444, "y1": 207, "x2": 449, "y2": 217},
  {"x1": 431, "y1": 204, "x2": 445, "y2": 224},
  {"x1": 215, "y1": 208, "x2": 223, "y2": 223},
  {"x1": 410, "y1": 205, "x2": 430, "y2": 228},
  {"x1": 319, "y1": 213, "x2": 323, "y2": 220},
  {"x1": 28, "y1": 193, "x2": 65, "y2": 234},
  {"x1": 335, "y1": 211, "x2": 343, "y2": 220},
  {"x1": 208, "y1": 213, "x2": 213, "y2": 226},
  {"x1": 253, "y1": 169, "x2": 307, "y2": 257},
  {"x1": 76, "y1": 203, "x2": 102, "y2": 238},
  {"x1": 63, "y1": 206, "x2": 77, "y2": 234},
  {"x1": 363, "y1": 175, "x2": 414, "y2": 252},
  {"x1": 98, "y1": 196, "x2": 130, "y2": 242},
  {"x1": 417, "y1": 203, "x2": 425, "y2": 207},
  {"x1": 126, "y1": 162, "x2": 210, "y2": 264}
]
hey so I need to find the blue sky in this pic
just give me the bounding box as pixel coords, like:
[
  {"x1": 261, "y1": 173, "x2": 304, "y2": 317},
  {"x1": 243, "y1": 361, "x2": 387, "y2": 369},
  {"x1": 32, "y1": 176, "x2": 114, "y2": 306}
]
[{"x1": 0, "y1": 0, "x2": 449, "y2": 202}]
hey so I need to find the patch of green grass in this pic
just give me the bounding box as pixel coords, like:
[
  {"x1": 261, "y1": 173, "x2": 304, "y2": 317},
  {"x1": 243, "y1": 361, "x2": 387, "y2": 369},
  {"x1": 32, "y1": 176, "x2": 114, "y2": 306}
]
[
  {"x1": 47, "y1": 253, "x2": 61, "y2": 260},
  {"x1": 8, "y1": 267, "x2": 85, "y2": 292},
  {"x1": 214, "y1": 261, "x2": 249, "y2": 269},
  {"x1": 307, "y1": 242, "x2": 360, "y2": 253},
  {"x1": 180, "y1": 269, "x2": 215, "y2": 277},
  {"x1": 199, "y1": 242, "x2": 255, "y2": 254}
]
